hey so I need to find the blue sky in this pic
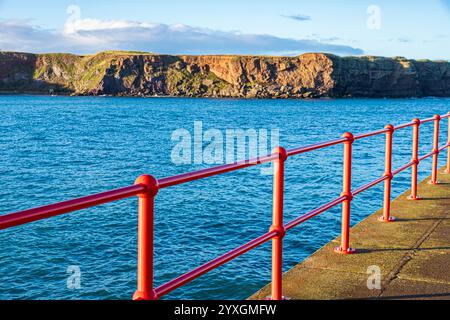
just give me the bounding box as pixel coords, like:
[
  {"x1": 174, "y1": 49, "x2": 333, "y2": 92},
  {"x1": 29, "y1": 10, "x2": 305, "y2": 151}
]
[{"x1": 0, "y1": 0, "x2": 449, "y2": 59}]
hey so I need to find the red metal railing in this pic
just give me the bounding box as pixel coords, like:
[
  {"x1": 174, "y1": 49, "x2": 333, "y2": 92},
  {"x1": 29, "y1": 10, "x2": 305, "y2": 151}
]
[{"x1": 1, "y1": 113, "x2": 449, "y2": 300}]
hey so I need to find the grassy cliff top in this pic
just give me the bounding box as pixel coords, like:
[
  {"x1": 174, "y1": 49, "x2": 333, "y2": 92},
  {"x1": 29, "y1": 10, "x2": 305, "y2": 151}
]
[{"x1": 0, "y1": 50, "x2": 448, "y2": 63}]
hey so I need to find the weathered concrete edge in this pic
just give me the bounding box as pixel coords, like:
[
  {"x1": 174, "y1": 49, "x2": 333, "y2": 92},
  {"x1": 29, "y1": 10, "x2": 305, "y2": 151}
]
[{"x1": 249, "y1": 167, "x2": 450, "y2": 300}]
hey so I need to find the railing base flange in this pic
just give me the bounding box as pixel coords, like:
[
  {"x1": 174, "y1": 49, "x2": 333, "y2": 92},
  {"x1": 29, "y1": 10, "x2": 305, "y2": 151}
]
[
  {"x1": 264, "y1": 296, "x2": 289, "y2": 301},
  {"x1": 378, "y1": 216, "x2": 397, "y2": 223},
  {"x1": 378, "y1": 216, "x2": 396, "y2": 223},
  {"x1": 132, "y1": 290, "x2": 157, "y2": 301},
  {"x1": 334, "y1": 247, "x2": 356, "y2": 255}
]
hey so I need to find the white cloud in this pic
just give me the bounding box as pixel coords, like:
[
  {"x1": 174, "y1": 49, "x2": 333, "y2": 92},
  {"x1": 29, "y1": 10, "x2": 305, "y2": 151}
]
[
  {"x1": 0, "y1": 17, "x2": 364, "y2": 56},
  {"x1": 64, "y1": 16, "x2": 158, "y2": 35},
  {"x1": 0, "y1": 19, "x2": 65, "y2": 52}
]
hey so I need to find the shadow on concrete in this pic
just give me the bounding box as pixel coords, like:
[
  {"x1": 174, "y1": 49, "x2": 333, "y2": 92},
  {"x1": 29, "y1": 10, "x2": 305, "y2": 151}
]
[
  {"x1": 394, "y1": 217, "x2": 450, "y2": 222},
  {"x1": 378, "y1": 292, "x2": 450, "y2": 300},
  {"x1": 356, "y1": 246, "x2": 450, "y2": 253},
  {"x1": 359, "y1": 292, "x2": 450, "y2": 300}
]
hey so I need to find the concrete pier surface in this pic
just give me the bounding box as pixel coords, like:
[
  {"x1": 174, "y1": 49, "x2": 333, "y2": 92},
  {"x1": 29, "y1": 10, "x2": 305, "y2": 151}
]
[{"x1": 251, "y1": 168, "x2": 450, "y2": 300}]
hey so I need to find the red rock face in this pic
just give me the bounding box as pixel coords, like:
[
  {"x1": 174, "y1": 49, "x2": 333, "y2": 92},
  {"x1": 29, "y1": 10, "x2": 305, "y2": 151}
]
[
  {"x1": 0, "y1": 51, "x2": 449, "y2": 98},
  {"x1": 180, "y1": 53, "x2": 336, "y2": 98}
]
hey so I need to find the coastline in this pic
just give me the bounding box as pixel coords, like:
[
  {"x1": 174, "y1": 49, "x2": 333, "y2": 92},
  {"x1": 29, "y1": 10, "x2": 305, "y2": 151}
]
[
  {"x1": 1, "y1": 92, "x2": 449, "y2": 100},
  {"x1": 2, "y1": 51, "x2": 449, "y2": 99}
]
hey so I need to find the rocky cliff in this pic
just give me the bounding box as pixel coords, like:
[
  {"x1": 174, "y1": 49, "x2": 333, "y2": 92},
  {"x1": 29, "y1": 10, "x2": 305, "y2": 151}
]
[{"x1": 0, "y1": 51, "x2": 449, "y2": 98}]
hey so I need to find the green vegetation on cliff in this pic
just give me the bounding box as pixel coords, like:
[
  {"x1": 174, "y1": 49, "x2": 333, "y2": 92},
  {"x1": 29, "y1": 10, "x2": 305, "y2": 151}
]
[{"x1": 0, "y1": 50, "x2": 449, "y2": 98}]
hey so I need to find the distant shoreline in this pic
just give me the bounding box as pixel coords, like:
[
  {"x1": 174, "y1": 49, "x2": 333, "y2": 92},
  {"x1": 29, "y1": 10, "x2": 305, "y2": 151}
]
[
  {"x1": 1, "y1": 51, "x2": 450, "y2": 99},
  {"x1": 1, "y1": 92, "x2": 449, "y2": 101}
]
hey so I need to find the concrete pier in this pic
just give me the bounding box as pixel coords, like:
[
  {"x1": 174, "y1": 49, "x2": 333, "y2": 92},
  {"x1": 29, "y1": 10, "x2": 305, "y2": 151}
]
[{"x1": 251, "y1": 168, "x2": 450, "y2": 300}]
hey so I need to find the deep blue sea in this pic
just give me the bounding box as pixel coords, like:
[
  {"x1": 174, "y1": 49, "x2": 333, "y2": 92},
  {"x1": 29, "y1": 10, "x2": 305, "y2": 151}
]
[{"x1": 0, "y1": 96, "x2": 449, "y2": 300}]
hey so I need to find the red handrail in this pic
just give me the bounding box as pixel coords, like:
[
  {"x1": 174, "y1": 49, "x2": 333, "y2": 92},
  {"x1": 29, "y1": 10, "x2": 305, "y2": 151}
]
[
  {"x1": 0, "y1": 185, "x2": 145, "y2": 230},
  {"x1": 158, "y1": 153, "x2": 278, "y2": 189},
  {"x1": 1, "y1": 112, "x2": 449, "y2": 300},
  {"x1": 155, "y1": 230, "x2": 278, "y2": 298}
]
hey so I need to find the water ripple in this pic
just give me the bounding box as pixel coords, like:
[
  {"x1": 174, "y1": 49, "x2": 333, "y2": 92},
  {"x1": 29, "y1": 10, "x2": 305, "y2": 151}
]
[{"x1": 0, "y1": 96, "x2": 448, "y2": 300}]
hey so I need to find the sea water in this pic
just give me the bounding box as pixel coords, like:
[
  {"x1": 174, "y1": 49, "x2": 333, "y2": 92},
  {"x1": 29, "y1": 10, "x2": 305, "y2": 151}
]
[{"x1": 0, "y1": 96, "x2": 448, "y2": 300}]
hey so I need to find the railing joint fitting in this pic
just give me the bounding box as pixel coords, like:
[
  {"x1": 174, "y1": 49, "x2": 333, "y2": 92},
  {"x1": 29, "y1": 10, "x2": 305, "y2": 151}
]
[
  {"x1": 385, "y1": 124, "x2": 395, "y2": 133},
  {"x1": 342, "y1": 132, "x2": 354, "y2": 143},
  {"x1": 272, "y1": 146, "x2": 288, "y2": 162},
  {"x1": 412, "y1": 118, "x2": 421, "y2": 126},
  {"x1": 133, "y1": 289, "x2": 158, "y2": 301},
  {"x1": 340, "y1": 191, "x2": 353, "y2": 201},
  {"x1": 135, "y1": 175, "x2": 159, "y2": 198},
  {"x1": 269, "y1": 225, "x2": 286, "y2": 238}
]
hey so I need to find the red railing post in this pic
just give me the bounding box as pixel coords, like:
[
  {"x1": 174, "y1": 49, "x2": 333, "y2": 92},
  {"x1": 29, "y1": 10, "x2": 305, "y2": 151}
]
[
  {"x1": 133, "y1": 175, "x2": 159, "y2": 301},
  {"x1": 430, "y1": 115, "x2": 441, "y2": 184},
  {"x1": 408, "y1": 119, "x2": 421, "y2": 200},
  {"x1": 379, "y1": 124, "x2": 396, "y2": 222},
  {"x1": 334, "y1": 132, "x2": 356, "y2": 254},
  {"x1": 270, "y1": 146, "x2": 287, "y2": 300},
  {"x1": 445, "y1": 112, "x2": 450, "y2": 174}
]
